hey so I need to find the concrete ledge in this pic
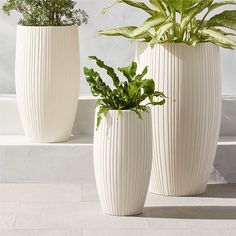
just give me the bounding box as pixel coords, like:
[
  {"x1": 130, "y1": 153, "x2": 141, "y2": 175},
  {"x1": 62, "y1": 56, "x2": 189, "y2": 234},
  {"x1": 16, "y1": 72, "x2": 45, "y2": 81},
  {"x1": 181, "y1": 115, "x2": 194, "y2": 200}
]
[
  {"x1": 0, "y1": 134, "x2": 235, "y2": 184},
  {"x1": 0, "y1": 95, "x2": 235, "y2": 183},
  {"x1": 0, "y1": 135, "x2": 94, "y2": 183},
  {"x1": 0, "y1": 95, "x2": 97, "y2": 135}
]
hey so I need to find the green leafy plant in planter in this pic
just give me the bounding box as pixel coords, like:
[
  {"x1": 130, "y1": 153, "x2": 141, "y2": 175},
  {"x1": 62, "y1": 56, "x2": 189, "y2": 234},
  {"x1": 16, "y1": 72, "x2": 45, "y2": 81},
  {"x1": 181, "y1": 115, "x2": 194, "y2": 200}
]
[
  {"x1": 99, "y1": 0, "x2": 236, "y2": 48},
  {"x1": 2, "y1": 0, "x2": 88, "y2": 26},
  {"x1": 84, "y1": 56, "x2": 166, "y2": 129}
]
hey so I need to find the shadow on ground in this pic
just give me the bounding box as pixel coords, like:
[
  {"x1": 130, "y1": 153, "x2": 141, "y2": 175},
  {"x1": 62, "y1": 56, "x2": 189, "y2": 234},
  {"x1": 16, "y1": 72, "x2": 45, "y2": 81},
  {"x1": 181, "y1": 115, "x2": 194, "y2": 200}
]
[
  {"x1": 199, "y1": 184, "x2": 236, "y2": 198},
  {"x1": 144, "y1": 206, "x2": 236, "y2": 219}
]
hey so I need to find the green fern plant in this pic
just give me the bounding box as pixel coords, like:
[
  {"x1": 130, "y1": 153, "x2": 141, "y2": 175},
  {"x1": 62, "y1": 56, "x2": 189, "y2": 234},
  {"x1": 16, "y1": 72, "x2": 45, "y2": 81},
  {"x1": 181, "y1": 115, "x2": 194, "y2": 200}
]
[
  {"x1": 99, "y1": 0, "x2": 236, "y2": 48},
  {"x1": 84, "y1": 56, "x2": 166, "y2": 129},
  {"x1": 2, "y1": 0, "x2": 88, "y2": 26}
]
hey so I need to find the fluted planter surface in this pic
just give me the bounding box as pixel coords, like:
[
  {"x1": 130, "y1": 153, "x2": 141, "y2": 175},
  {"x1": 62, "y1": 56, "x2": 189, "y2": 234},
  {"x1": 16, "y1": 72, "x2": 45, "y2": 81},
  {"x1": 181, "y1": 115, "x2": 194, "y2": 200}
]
[
  {"x1": 15, "y1": 26, "x2": 80, "y2": 143},
  {"x1": 136, "y1": 42, "x2": 222, "y2": 196},
  {"x1": 94, "y1": 109, "x2": 152, "y2": 215}
]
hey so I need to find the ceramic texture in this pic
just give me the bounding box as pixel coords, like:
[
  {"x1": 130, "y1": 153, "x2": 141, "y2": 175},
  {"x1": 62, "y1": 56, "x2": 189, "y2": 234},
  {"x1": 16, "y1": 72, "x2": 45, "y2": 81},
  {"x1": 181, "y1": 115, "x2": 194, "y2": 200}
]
[
  {"x1": 15, "y1": 26, "x2": 80, "y2": 142},
  {"x1": 136, "y1": 43, "x2": 222, "y2": 196},
  {"x1": 94, "y1": 109, "x2": 153, "y2": 215}
]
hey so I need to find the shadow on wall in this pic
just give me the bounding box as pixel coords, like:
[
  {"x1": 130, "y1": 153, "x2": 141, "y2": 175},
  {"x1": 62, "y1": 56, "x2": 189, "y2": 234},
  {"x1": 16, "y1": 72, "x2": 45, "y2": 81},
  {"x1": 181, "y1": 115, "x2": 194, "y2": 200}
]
[
  {"x1": 143, "y1": 206, "x2": 236, "y2": 220},
  {"x1": 212, "y1": 146, "x2": 236, "y2": 184}
]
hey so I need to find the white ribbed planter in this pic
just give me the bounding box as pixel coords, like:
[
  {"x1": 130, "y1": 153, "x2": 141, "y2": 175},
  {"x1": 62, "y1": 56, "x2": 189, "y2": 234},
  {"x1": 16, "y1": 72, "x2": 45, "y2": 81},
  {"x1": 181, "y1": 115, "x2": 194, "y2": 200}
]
[
  {"x1": 136, "y1": 42, "x2": 222, "y2": 196},
  {"x1": 94, "y1": 109, "x2": 152, "y2": 216},
  {"x1": 15, "y1": 26, "x2": 80, "y2": 143}
]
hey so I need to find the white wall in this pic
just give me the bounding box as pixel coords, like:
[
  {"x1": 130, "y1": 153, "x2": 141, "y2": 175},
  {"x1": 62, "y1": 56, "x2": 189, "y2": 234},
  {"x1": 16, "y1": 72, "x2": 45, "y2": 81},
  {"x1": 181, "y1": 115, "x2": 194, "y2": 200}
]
[{"x1": 0, "y1": 0, "x2": 235, "y2": 95}]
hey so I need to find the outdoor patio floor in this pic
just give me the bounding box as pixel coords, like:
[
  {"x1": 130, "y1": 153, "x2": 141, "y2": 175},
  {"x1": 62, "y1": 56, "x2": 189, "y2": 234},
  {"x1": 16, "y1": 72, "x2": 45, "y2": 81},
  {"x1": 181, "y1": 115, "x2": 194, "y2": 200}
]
[{"x1": 0, "y1": 183, "x2": 235, "y2": 236}]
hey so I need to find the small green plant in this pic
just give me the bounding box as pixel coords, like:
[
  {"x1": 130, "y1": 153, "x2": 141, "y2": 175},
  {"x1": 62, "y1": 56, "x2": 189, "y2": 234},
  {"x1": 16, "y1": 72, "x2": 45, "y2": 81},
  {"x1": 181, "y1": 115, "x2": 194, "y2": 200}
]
[
  {"x1": 99, "y1": 0, "x2": 236, "y2": 48},
  {"x1": 84, "y1": 56, "x2": 166, "y2": 129},
  {"x1": 2, "y1": 0, "x2": 88, "y2": 26}
]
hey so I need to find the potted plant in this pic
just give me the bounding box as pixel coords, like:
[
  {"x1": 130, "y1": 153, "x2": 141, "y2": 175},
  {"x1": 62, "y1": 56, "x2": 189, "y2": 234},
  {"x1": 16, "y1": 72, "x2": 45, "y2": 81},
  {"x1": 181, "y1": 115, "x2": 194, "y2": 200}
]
[
  {"x1": 99, "y1": 0, "x2": 236, "y2": 196},
  {"x1": 2, "y1": 0, "x2": 88, "y2": 142},
  {"x1": 84, "y1": 56, "x2": 166, "y2": 215}
]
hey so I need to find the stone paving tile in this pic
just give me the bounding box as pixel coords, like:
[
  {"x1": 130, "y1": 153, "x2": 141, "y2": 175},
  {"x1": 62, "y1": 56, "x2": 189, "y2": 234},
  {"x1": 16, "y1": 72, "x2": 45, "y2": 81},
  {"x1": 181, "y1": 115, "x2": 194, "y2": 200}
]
[
  {"x1": 0, "y1": 183, "x2": 234, "y2": 234},
  {"x1": 220, "y1": 228, "x2": 236, "y2": 236},
  {"x1": 0, "y1": 229, "x2": 72, "y2": 236},
  {"x1": 0, "y1": 202, "x2": 19, "y2": 229},
  {"x1": 81, "y1": 183, "x2": 99, "y2": 202},
  {"x1": 14, "y1": 202, "x2": 149, "y2": 230},
  {"x1": 0, "y1": 184, "x2": 81, "y2": 202},
  {"x1": 82, "y1": 229, "x2": 223, "y2": 236}
]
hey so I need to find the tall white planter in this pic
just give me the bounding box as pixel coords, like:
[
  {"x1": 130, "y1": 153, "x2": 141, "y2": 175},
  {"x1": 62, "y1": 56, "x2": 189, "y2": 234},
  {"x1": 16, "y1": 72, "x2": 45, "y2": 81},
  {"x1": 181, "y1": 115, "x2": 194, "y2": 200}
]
[
  {"x1": 15, "y1": 26, "x2": 80, "y2": 143},
  {"x1": 136, "y1": 42, "x2": 222, "y2": 196},
  {"x1": 94, "y1": 109, "x2": 152, "y2": 215}
]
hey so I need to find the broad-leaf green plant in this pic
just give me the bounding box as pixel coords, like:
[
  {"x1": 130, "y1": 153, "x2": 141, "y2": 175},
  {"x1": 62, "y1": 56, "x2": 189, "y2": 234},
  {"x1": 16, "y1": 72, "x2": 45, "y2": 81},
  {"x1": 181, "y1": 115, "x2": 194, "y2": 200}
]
[
  {"x1": 84, "y1": 56, "x2": 166, "y2": 129},
  {"x1": 99, "y1": 0, "x2": 236, "y2": 48},
  {"x1": 2, "y1": 0, "x2": 88, "y2": 26}
]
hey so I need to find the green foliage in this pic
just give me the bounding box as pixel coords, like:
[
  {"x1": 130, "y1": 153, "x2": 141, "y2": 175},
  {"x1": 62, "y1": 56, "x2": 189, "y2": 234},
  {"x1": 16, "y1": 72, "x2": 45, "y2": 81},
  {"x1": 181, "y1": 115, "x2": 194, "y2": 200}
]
[
  {"x1": 84, "y1": 56, "x2": 166, "y2": 129},
  {"x1": 98, "y1": 0, "x2": 236, "y2": 48},
  {"x1": 2, "y1": 0, "x2": 88, "y2": 26}
]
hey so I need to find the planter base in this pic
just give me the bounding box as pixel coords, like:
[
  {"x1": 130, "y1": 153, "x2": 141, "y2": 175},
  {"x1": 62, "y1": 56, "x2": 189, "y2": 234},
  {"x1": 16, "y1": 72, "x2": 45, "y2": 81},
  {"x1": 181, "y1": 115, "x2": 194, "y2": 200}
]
[
  {"x1": 26, "y1": 135, "x2": 71, "y2": 143},
  {"x1": 104, "y1": 209, "x2": 143, "y2": 217},
  {"x1": 149, "y1": 187, "x2": 207, "y2": 197}
]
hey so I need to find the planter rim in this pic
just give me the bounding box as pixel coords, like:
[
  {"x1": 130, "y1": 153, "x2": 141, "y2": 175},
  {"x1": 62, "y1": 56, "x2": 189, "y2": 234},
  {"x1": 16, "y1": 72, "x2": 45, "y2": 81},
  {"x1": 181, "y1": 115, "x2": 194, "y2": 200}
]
[
  {"x1": 96, "y1": 107, "x2": 151, "y2": 113},
  {"x1": 16, "y1": 25, "x2": 78, "y2": 29}
]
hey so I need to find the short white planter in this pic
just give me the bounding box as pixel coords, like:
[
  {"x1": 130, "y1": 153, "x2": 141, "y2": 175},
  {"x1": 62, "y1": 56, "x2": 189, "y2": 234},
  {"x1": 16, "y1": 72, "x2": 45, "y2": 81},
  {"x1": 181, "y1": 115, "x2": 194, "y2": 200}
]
[
  {"x1": 136, "y1": 42, "x2": 222, "y2": 196},
  {"x1": 94, "y1": 109, "x2": 152, "y2": 216},
  {"x1": 15, "y1": 26, "x2": 80, "y2": 143}
]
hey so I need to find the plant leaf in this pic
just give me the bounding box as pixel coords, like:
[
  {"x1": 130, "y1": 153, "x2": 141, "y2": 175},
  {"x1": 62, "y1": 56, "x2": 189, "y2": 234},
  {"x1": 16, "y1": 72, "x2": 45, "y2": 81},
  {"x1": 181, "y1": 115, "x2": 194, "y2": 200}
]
[
  {"x1": 149, "y1": 20, "x2": 174, "y2": 46},
  {"x1": 200, "y1": 28, "x2": 236, "y2": 48},
  {"x1": 148, "y1": 91, "x2": 166, "y2": 106},
  {"x1": 208, "y1": 1, "x2": 236, "y2": 12},
  {"x1": 208, "y1": 27, "x2": 236, "y2": 37},
  {"x1": 181, "y1": 0, "x2": 213, "y2": 30},
  {"x1": 168, "y1": 0, "x2": 198, "y2": 13},
  {"x1": 149, "y1": 0, "x2": 166, "y2": 15},
  {"x1": 118, "y1": 0, "x2": 156, "y2": 16},
  {"x1": 130, "y1": 14, "x2": 167, "y2": 38},
  {"x1": 98, "y1": 26, "x2": 152, "y2": 40},
  {"x1": 135, "y1": 66, "x2": 148, "y2": 81},
  {"x1": 84, "y1": 57, "x2": 167, "y2": 129},
  {"x1": 96, "y1": 106, "x2": 110, "y2": 130},
  {"x1": 118, "y1": 62, "x2": 137, "y2": 82},
  {"x1": 207, "y1": 10, "x2": 236, "y2": 31},
  {"x1": 160, "y1": 1, "x2": 176, "y2": 19},
  {"x1": 130, "y1": 108, "x2": 142, "y2": 119},
  {"x1": 97, "y1": 0, "x2": 236, "y2": 48},
  {"x1": 185, "y1": 35, "x2": 201, "y2": 47},
  {"x1": 155, "y1": 20, "x2": 174, "y2": 39},
  {"x1": 89, "y1": 56, "x2": 120, "y2": 88},
  {"x1": 2, "y1": 0, "x2": 88, "y2": 26},
  {"x1": 141, "y1": 79, "x2": 155, "y2": 95}
]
